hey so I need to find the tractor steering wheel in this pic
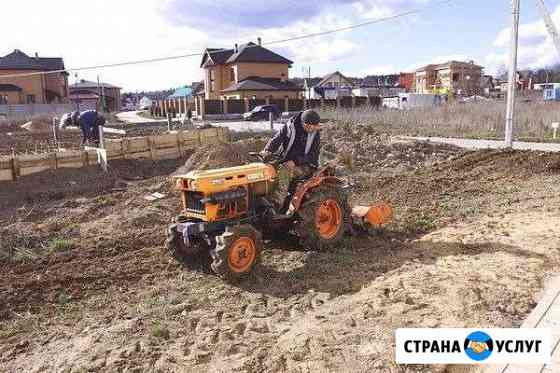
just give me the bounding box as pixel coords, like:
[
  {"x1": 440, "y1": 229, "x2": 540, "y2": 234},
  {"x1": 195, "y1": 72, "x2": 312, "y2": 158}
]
[{"x1": 248, "y1": 152, "x2": 281, "y2": 165}]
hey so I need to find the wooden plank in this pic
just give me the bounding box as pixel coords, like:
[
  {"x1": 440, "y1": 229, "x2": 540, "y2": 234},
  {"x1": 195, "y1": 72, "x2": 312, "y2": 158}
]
[
  {"x1": 480, "y1": 277, "x2": 560, "y2": 373},
  {"x1": 153, "y1": 147, "x2": 180, "y2": 160},
  {"x1": 103, "y1": 127, "x2": 126, "y2": 135},
  {"x1": 0, "y1": 169, "x2": 13, "y2": 181}
]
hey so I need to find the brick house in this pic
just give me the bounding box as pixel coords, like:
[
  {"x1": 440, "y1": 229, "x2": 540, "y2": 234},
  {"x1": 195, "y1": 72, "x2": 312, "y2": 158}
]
[
  {"x1": 0, "y1": 49, "x2": 68, "y2": 104},
  {"x1": 200, "y1": 40, "x2": 302, "y2": 100},
  {"x1": 415, "y1": 60, "x2": 483, "y2": 96},
  {"x1": 304, "y1": 71, "x2": 354, "y2": 99},
  {"x1": 69, "y1": 79, "x2": 122, "y2": 112}
]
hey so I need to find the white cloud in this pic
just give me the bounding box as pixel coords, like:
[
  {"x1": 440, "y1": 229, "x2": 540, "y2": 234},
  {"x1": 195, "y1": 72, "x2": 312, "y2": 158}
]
[
  {"x1": 0, "y1": 0, "x2": 209, "y2": 91},
  {"x1": 361, "y1": 64, "x2": 398, "y2": 75},
  {"x1": 489, "y1": 4, "x2": 560, "y2": 73},
  {"x1": 353, "y1": 0, "x2": 430, "y2": 19}
]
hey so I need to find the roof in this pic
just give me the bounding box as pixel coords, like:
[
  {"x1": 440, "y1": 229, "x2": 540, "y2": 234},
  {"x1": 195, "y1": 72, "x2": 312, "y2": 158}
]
[
  {"x1": 168, "y1": 86, "x2": 193, "y2": 98},
  {"x1": 303, "y1": 77, "x2": 323, "y2": 88},
  {"x1": 0, "y1": 84, "x2": 22, "y2": 92},
  {"x1": 201, "y1": 42, "x2": 293, "y2": 68},
  {"x1": 0, "y1": 49, "x2": 65, "y2": 71},
  {"x1": 316, "y1": 71, "x2": 354, "y2": 87},
  {"x1": 222, "y1": 76, "x2": 302, "y2": 92},
  {"x1": 416, "y1": 60, "x2": 483, "y2": 72},
  {"x1": 70, "y1": 79, "x2": 121, "y2": 89}
]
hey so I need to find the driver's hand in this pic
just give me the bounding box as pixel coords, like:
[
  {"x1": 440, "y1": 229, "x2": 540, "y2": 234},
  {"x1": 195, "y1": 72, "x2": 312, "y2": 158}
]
[
  {"x1": 259, "y1": 150, "x2": 272, "y2": 159},
  {"x1": 285, "y1": 160, "x2": 296, "y2": 169}
]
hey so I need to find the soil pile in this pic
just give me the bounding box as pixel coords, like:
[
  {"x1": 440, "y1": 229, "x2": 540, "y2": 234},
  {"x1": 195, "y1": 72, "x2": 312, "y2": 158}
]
[
  {"x1": 174, "y1": 138, "x2": 268, "y2": 174},
  {"x1": 321, "y1": 122, "x2": 462, "y2": 171}
]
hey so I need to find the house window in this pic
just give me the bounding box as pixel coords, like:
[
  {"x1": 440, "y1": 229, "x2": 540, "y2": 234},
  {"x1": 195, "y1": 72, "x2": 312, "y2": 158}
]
[
  {"x1": 452, "y1": 73, "x2": 460, "y2": 82},
  {"x1": 210, "y1": 70, "x2": 215, "y2": 92},
  {"x1": 26, "y1": 94, "x2": 36, "y2": 104},
  {"x1": 0, "y1": 95, "x2": 7, "y2": 104},
  {"x1": 230, "y1": 68, "x2": 235, "y2": 82}
]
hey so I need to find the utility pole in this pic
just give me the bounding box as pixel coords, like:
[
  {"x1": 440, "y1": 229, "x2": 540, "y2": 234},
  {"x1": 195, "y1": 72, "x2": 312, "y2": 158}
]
[
  {"x1": 97, "y1": 75, "x2": 106, "y2": 113},
  {"x1": 505, "y1": 0, "x2": 520, "y2": 148}
]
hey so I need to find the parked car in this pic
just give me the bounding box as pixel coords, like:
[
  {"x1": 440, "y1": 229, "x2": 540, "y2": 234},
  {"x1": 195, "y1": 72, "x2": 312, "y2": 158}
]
[{"x1": 243, "y1": 105, "x2": 280, "y2": 121}]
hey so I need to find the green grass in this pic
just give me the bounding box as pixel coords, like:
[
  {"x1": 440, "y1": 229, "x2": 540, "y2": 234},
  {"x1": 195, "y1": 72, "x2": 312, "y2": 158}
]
[
  {"x1": 150, "y1": 321, "x2": 170, "y2": 340},
  {"x1": 48, "y1": 238, "x2": 74, "y2": 252}
]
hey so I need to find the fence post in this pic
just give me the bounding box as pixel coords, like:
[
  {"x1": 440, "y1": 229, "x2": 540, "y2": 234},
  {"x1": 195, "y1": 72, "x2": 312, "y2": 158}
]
[
  {"x1": 269, "y1": 112, "x2": 274, "y2": 130},
  {"x1": 167, "y1": 113, "x2": 172, "y2": 131},
  {"x1": 10, "y1": 151, "x2": 18, "y2": 181},
  {"x1": 244, "y1": 97, "x2": 249, "y2": 113},
  {"x1": 52, "y1": 117, "x2": 59, "y2": 150},
  {"x1": 284, "y1": 97, "x2": 289, "y2": 113},
  {"x1": 223, "y1": 98, "x2": 228, "y2": 115},
  {"x1": 98, "y1": 125, "x2": 105, "y2": 149},
  {"x1": 200, "y1": 98, "x2": 206, "y2": 120}
]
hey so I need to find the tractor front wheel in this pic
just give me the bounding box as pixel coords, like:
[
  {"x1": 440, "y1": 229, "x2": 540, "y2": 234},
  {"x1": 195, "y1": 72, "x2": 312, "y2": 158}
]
[
  {"x1": 295, "y1": 186, "x2": 350, "y2": 251},
  {"x1": 210, "y1": 225, "x2": 262, "y2": 281}
]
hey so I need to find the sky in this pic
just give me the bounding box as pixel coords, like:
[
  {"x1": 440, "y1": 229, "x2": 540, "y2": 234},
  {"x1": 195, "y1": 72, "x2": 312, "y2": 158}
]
[{"x1": 1, "y1": 0, "x2": 559, "y2": 91}]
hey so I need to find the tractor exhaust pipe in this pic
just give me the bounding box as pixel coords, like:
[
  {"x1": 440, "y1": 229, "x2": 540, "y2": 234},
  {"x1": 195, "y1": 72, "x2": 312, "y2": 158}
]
[{"x1": 351, "y1": 203, "x2": 393, "y2": 229}]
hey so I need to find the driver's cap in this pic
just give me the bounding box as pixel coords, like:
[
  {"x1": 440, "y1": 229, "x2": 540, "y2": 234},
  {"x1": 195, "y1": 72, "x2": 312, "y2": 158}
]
[{"x1": 301, "y1": 109, "x2": 320, "y2": 125}]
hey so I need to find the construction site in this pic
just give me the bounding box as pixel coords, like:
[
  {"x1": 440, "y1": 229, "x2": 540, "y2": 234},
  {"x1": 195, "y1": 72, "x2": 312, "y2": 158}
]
[
  {"x1": 3, "y1": 0, "x2": 560, "y2": 371},
  {"x1": 0, "y1": 114, "x2": 559, "y2": 372}
]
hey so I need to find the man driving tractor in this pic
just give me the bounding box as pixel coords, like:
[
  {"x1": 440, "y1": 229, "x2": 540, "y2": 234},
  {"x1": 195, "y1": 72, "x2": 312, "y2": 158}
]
[{"x1": 260, "y1": 109, "x2": 322, "y2": 213}]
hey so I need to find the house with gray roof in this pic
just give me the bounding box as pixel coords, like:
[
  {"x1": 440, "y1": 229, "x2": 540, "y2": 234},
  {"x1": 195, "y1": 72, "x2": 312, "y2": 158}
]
[
  {"x1": 69, "y1": 79, "x2": 122, "y2": 112},
  {"x1": 200, "y1": 40, "x2": 302, "y2": 100}
]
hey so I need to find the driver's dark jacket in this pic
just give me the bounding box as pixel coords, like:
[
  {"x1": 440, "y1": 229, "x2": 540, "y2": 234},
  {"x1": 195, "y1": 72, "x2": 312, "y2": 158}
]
[{"x1": 263, "y1": 111, "x2": 320, "y2": 169}]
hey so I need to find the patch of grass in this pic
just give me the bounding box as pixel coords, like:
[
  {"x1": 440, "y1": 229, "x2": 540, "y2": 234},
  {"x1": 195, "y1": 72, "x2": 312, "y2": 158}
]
[
  {"x1": 412, "y1": 214, "x2": 437, "y2": 232},
  {"x1": 150, "y1": 321, "x2": 170, "y2": 340},
  {"x1": 48, "y1": 238, "x2": 74, "y2": 252}
]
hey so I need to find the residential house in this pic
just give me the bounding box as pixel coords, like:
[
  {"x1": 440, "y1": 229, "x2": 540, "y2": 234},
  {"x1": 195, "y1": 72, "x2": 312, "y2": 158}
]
[
  {"x1": 352, "y1": 86, "x2": 405, "y2": 98},
  {"x1": 192, "y1": 81, "x2": 205, "y2": 97},
  {"x1": 200, "y1": 40, "x2": 302, "y2": 100},
  {"x1": 69, "y1": 79, "x2": 122, "y2": 112},
  {"x1": 351, "y1": 73, "x2": 409, "y2": 97},
  {"x1": 304, "y1": 71, "x2": 354, "y2": 99},
  {"x1": 398, "y1": 72, "x2": 415, "y2": 92},
  {"x1": 0, "y1": 49, "x2": 68, "y2": 105},
  {"x1": 415, "y1": 60, "x2": 483, "y2": 96},
  {"x1": 168, "y1": 86, "x2": 193, "y2": 99}
]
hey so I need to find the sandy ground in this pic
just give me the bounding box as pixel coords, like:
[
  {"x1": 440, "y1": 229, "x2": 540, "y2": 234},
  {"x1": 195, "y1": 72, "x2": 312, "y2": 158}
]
[{"x1": 1, "y1": 128, "x2": 560, "y2": 372}]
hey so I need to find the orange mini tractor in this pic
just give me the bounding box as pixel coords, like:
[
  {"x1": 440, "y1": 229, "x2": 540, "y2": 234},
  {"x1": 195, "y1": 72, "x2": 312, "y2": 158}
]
[{"x1": 167, "y1": 153, "x2": 392, "y2": 281}]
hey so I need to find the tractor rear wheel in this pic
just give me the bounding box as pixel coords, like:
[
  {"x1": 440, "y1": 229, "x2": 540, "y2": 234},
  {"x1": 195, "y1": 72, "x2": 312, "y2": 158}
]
[
  {"x1": 295, "y1": 186, "x2": 350, "y2": 251},
  {"x1": 210, "y1": 225, "x2": 262, "y2": 281}
]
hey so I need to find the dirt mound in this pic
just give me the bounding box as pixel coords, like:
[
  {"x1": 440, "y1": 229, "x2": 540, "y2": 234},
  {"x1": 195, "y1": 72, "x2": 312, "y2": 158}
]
[
  {"x1": 356, "y1": 148, "x2": 560, "y2": 235},
  {"x1": 321, "y1": 122, "x2": 462, "y2": 171},
  {"x1": 174, "y1": 138, "x2": 268, "y2": 174}
]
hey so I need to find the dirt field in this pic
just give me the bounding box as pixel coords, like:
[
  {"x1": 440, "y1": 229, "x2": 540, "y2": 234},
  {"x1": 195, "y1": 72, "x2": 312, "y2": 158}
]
[{"x1": 1, "y1": 124, "x2": 560, "y2": 372}]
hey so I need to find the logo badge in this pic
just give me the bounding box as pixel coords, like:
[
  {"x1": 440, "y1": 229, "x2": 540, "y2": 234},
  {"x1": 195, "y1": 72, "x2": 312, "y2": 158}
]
[{"x1": 464, "y1": 331, "x2": 494, "y2": 361}]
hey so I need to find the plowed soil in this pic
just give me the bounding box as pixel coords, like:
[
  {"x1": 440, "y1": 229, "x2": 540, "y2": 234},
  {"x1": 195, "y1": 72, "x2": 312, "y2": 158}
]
[{"x1": 1, "y1": 127, "x2": 560, "y2": 373}]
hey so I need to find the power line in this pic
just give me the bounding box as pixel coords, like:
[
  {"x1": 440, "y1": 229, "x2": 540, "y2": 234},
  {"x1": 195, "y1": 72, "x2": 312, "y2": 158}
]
[{"x1": 0, "y1": 0, "x2": 457, "y2": 81}]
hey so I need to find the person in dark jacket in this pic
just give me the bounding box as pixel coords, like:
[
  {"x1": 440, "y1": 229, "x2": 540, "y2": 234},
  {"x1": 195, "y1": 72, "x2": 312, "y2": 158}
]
[
  {"x1": 78, "y1": 110, "x2": 105, "y2": 146},
  {"x1": 59, "y1": 110, "x2": 106, "y2": 146},
  {"x1": 260, "y1": 109, "x2": 322, "y2": 212}
]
